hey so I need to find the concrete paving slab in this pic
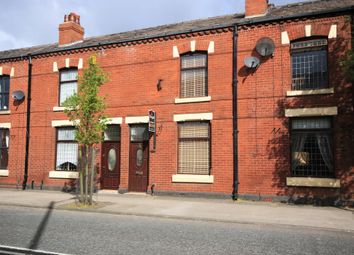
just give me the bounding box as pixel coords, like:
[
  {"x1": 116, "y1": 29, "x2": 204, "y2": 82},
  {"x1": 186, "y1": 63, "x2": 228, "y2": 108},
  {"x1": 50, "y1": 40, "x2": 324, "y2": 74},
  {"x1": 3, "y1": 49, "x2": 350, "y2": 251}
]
[{"x1": 0, "y1": 189, "x2": 353, "y2": 232}]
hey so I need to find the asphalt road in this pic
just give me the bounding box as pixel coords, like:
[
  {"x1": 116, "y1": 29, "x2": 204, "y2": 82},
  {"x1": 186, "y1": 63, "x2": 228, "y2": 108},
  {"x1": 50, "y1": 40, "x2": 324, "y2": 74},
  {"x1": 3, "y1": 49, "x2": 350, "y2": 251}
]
[{"x1": 0, "y1": 205, "x2": 353, "y2": 255}]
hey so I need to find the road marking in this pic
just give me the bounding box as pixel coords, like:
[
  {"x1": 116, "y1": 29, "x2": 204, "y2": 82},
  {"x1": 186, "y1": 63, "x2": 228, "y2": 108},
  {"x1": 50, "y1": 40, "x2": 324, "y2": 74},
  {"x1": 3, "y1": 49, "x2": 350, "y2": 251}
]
[{"x1": 0, "y1": 245, "x2": 72, "y2": 255}]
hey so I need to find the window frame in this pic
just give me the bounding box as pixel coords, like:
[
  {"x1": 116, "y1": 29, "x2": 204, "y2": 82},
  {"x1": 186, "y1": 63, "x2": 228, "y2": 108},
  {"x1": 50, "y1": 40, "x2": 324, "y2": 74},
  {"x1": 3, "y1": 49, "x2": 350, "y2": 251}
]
[
  {"x1": 177, "y1": 121, "x2": 211, "y2": 175},
  {"x1": 0, "y1": 75, "x2": 10, "y2": 111},
  {"x1": 180, "y1": 52, "x2": 208, "y2": 98},
  {"x1": 0, "y1": 128, "x2": 9, "y2": 169},
  {"x1": 55, "y1": 127, "x2": 78, "y2": 171},
  {"x1": 59, "y1": 68, "x2": 78, "y2": 107},
  {"x1": 290, "y1": 37, "x2": 329, "y2": 91},
  {"x1": 290, "y1": 117, "x2": 334, "y2": 178}
]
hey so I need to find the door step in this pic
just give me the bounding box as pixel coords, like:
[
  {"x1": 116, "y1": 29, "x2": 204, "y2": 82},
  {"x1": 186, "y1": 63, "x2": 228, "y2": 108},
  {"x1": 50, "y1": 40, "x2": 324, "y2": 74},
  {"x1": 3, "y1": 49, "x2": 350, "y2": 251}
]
[
  {"x1": 125, "y1": 192, "x2": 148, "y2": 196},
  {"x1": 98, "y1": 189, "x2": 119, "y2": 194}
]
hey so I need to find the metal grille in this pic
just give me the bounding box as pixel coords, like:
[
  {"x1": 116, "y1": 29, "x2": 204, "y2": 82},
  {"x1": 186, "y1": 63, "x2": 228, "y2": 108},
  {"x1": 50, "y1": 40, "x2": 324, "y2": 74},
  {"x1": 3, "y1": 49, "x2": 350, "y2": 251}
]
[
  {"x1": 0, "y1": 129, "x2": 9, "y2": 169},
  {"x1": 178, "y1": 122, "x2": 210, "y2": 175},
  {"x1": 56, "y1": 127, "x2": 78, "y2": 171},
  {"x1": 291, "y1": 39, "x2": 328, "y2": 90},
  {"x1": 181, "y1": 53, "x2": 207, "y2": 98},
  {"x1": 291, "y1": 118, "x2": 333, "y2": 177},
  {"x1": 0, "y1": 76, "x2": 9, "y2": 111},
  {"x1": 60, "y1": 69, "x2": 78, "y2": 106}
]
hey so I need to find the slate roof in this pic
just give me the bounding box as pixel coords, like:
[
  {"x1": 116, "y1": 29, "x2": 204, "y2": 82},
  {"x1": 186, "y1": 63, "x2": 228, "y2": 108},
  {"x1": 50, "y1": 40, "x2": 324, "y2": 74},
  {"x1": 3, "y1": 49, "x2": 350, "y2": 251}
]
[{"x1": 1, "y1": 0, "x2": 354, "y2": 60}]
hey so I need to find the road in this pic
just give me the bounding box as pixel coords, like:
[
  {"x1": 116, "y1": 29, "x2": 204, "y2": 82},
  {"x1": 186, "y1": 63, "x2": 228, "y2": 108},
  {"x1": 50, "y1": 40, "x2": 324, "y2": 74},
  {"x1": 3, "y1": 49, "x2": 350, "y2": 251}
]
[{"x1": 0, "y1": 205, "x2": 353, "y2": 255}]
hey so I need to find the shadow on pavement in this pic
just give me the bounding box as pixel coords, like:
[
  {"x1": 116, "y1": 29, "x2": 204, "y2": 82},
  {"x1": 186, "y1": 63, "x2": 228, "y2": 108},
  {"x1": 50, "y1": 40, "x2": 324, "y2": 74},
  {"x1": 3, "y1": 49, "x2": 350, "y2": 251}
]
[{"x1": 28, "y1": 201, "x2": 55, "y2": 250}]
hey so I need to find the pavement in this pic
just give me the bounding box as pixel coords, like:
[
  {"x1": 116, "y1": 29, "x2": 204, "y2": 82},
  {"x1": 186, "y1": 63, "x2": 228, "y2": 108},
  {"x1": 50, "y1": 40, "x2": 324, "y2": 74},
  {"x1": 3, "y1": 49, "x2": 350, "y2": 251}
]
[{"x1": 0, "y1": 189, "x2": 353, "y2": 233}]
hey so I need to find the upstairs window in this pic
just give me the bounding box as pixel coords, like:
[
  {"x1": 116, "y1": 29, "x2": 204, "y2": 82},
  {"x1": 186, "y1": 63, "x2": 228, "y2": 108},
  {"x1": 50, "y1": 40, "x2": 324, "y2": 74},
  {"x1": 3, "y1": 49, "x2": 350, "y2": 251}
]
[
  {"x1": 291, "y1": 118, "x2": 333, "y2": 178},
  {"x1": 291, "y1": 38, "x2": 328, "y2": 90},
  {"x1": 56, "y1": 127, "x2": 78, "y2": 171},
  {"x1": 0, "y1": 75, "x2": 10, "y2": 111},
  {"x1": 180, "y1": 53, "x2": 207, "y2": 98},
  {"x1": 59, "y1": 68, "x2": 78, "y2": 106}
]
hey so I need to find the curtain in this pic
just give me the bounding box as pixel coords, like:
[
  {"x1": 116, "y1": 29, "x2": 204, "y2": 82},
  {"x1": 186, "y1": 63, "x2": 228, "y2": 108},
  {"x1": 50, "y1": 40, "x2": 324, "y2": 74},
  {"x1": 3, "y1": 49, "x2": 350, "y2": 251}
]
[
  {"x1": 316, "y1": 133, "x2": 333, "y2": 171},
  {"x1": 292, "y1": 133, "x2": 308, "y2": 169}
]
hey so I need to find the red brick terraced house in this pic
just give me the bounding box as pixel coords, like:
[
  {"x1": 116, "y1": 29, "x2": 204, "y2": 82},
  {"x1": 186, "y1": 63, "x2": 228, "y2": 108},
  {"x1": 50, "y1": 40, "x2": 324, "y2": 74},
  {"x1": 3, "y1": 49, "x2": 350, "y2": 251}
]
[{"x1": 0, "y1": 0, "x2": 353, "y2": 205}]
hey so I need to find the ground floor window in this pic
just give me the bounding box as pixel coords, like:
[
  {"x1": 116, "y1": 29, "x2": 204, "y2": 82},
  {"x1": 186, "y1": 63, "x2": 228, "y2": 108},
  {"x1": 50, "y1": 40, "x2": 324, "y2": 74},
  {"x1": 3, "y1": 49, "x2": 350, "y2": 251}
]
[
  {"x1": 178, "y1": 122, "x2": 210, "y2": 175},
  {"x1": 0, "y1": 129, "x2": 9, "y2": 169},
  {"x1": 56, "y1": 127, "x2": 78, "y2": 171},
  {"x1": 291, "y1": 118, "x2": 333, "y2": 177}
]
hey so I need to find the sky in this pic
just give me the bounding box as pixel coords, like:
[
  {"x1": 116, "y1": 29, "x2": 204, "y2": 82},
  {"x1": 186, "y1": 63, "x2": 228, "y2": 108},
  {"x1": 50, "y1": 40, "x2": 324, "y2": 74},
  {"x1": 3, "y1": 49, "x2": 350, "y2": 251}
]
[{"x1": 0, "y1": 0, "x2": 306, "y2": 51}]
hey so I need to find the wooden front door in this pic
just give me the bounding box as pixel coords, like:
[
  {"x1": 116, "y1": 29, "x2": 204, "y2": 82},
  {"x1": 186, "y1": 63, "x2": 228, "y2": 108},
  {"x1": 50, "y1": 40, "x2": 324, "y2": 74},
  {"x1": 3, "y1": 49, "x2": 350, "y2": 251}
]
[
  {"x1": 128, "y1": 125, "x2": 149, "y2": 192},
  {"x1": 101, "y1": 125, "x2": 121, "y2": 190}
]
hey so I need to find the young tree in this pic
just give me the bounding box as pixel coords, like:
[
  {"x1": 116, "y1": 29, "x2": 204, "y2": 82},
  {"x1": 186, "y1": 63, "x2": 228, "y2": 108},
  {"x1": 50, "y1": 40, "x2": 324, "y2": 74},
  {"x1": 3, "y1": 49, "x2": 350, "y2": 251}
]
[{"x1": 63, "y1": 55, "x2": 108, "y2": 205}]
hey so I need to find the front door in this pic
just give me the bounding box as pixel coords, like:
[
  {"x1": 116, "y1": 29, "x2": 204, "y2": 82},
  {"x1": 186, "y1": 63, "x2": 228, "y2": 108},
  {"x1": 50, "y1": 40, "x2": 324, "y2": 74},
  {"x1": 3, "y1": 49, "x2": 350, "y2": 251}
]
[
  {"x1": 129, "y1": 125, "x2": 149, "y2": 192},
  {"x1": 101, "y1": 125, "x2": 121, "y2": 189}
]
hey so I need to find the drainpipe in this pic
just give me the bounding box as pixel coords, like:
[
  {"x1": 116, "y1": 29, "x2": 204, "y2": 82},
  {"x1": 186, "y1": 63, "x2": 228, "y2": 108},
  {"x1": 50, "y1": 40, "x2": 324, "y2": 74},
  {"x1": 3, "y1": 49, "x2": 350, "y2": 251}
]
[
  {"x1": 22, "y1": 55, "x2": 32, "y2": 190},
  {"x1": 232, "y1": 25, "x2": 239, "y2": 200}
]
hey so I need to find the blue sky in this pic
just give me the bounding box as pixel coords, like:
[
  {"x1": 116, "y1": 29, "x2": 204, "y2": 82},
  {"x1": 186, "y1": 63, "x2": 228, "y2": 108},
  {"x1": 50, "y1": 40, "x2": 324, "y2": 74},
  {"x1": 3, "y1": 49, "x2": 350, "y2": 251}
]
[{"x1": 0, "y1": 0, "x2": 305, "y2": 51}]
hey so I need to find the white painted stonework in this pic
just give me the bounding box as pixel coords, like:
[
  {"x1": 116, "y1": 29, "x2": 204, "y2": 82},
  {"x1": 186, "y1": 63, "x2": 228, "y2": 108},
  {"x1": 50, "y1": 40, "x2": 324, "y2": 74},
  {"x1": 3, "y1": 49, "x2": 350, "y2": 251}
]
[
  {"x1": 173, "y1": 46, "x2": 179, "y2": 58},
  {"x1": 286, "y1": 88, "x2": 334, "y2": 97},
  {"x1": 281, "y1": 31, "x2": 290, "y2": 45},
  {"x1": 0, "y1": 170, "x2": 9, "y2": 176},
  {"x1": 78, "y1": 58, "x2": 83, "y2": 69},
  {"x1": 51, "y1": 120, "x2": 77, "y2": 127},
  {"x1": 328, "y1": 24, "x2": 337, "y2": 39},
  {"x1": 208, "y1": 41, "x2": 215, "y2": 54},
  {"x1": 125, "y1": 116, "x2": 149, "y2": 124},
  {"x1": 286, "y1": 177, "x2": 340, "y2": 188},
  {"x1": 107, "y1": 117, "x2": 123, "y2": 125},
  {"x1": 10, "y1": 67, "x2": 14, "y2": 77},
  {"x1": 172, "y1": 174, "x2": 214, "y2": 183},
  {"x1": 173, "y1": 112, "x2": 213, "y2": 122},
  {"x1": 190, "y1": 40, "x2": 196, "y2": 52},
  {"x1": 49, "y1": 171, "x2": 79, "y2": 179},
  {"x1": 305, "y1": 25, "x2": 312, "y2": 37},
  {"x1": 53, "y1": 62, "x2": 58, "y2": 72},
  {"x1": 0, "y1": 123, "x2": 11, "y2": 129},
  {"x1": 174, "y1": 96, "x2": 211, "y2": 104},
  {"x1": 285, "y1": 107, "x2": 338, "y2": 117}
]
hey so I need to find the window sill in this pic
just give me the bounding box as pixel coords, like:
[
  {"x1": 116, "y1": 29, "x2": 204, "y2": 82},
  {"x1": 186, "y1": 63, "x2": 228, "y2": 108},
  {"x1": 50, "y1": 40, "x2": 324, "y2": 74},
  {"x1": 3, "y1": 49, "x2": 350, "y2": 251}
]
[
  {"x1": 0, "y1": 170, "x2": 9, "y2": 177},
  {"x1": 172, "y1": 174, "x2": 214, "y2": 183},
  {"x1": 0, "y1": 110, "x2": 10, "y2": 115},
  {"x1": 53, "y1": 106, "x2": 65, "y2": 112},
  {"x1": 49, "y1": 171, "x2": 79, "y2": 179},
  {"x1": 286, "y1": 88, "x2": 334, "y2": 97},
  {"x1": 174, "y1": 96, "x2": 211, "y2": 104},
  {"x1": 286, "y1": 177, "x2": 340, "y2": 188}
]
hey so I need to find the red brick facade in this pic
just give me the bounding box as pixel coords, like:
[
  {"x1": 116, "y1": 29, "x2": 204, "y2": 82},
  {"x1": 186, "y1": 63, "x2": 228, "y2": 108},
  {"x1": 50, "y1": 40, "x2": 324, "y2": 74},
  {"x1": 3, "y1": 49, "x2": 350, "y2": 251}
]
[{"x1": 0, "y1": 2, "x2": 353, "y2": 204}]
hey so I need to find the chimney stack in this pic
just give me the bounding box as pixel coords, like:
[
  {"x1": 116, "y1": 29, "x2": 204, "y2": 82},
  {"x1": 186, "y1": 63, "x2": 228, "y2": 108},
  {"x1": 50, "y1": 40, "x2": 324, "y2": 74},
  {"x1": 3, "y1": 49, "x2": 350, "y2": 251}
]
[
  {"x1": 245, "y1": 0, "x2": 269, "y2": 18},
  {"x1": 58, "y1": 12, "x2": 84, "y2": 46}
]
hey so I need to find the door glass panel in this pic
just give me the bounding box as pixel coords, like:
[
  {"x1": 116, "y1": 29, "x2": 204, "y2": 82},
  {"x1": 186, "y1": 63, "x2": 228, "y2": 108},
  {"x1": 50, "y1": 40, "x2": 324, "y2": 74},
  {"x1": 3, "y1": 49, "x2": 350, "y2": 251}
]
[
  {"x1": 136, "y1": 148, "x2": 143, "y2": 167},
  {"x1": 130, "y1": 125, "x2": 149, "y2": 141},
  {"x1": 108, "y1": 148, "x2": 116, "y2": 171}
]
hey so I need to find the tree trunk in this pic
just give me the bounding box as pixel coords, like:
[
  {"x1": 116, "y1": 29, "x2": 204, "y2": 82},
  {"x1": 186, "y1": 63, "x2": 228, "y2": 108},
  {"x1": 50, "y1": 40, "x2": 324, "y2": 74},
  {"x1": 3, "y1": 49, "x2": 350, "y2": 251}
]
[
  {"x1": 89, "y1": 147, "x2": 96, "y2": 205},
  {"x1": 85, "y1": 145, "x2": 89, "y2": 205},
  {"x1": 78, "y1": 146, "x2": 84, "y2": 203}
]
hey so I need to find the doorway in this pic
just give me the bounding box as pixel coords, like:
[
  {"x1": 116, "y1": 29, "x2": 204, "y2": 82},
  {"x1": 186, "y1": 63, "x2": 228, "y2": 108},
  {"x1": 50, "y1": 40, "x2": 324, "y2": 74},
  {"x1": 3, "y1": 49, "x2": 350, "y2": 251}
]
[
  {"x1": 101, "y1": 125, "x2": 120, "y2": 189},
  {"x1": 128, "y1": 124, "x2": 149, "y2": 192}
]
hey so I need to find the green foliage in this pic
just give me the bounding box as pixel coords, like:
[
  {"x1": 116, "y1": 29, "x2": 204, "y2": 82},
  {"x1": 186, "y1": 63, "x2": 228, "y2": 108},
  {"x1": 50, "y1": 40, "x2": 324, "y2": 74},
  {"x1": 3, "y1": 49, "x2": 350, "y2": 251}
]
[
  {"x1": 341, "y1": 49, "x2": 354, "y2": 83},
  {"x1": 63, "y1": 55, "x2": 108, "y2": 145}
]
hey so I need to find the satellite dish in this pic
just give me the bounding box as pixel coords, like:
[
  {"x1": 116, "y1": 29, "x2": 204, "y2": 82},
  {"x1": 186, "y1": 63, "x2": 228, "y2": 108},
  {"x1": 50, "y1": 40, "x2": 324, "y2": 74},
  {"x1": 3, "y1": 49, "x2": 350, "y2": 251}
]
[
  {"x1": 256, "y1": 37, "x2": 275, "y2": 57},
  {"x1": 244, "y1": 56, "x2": 260, "y2": 68},
  {"x1": 12, "y1": 90, "x2": 25, "y2": 101}
]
